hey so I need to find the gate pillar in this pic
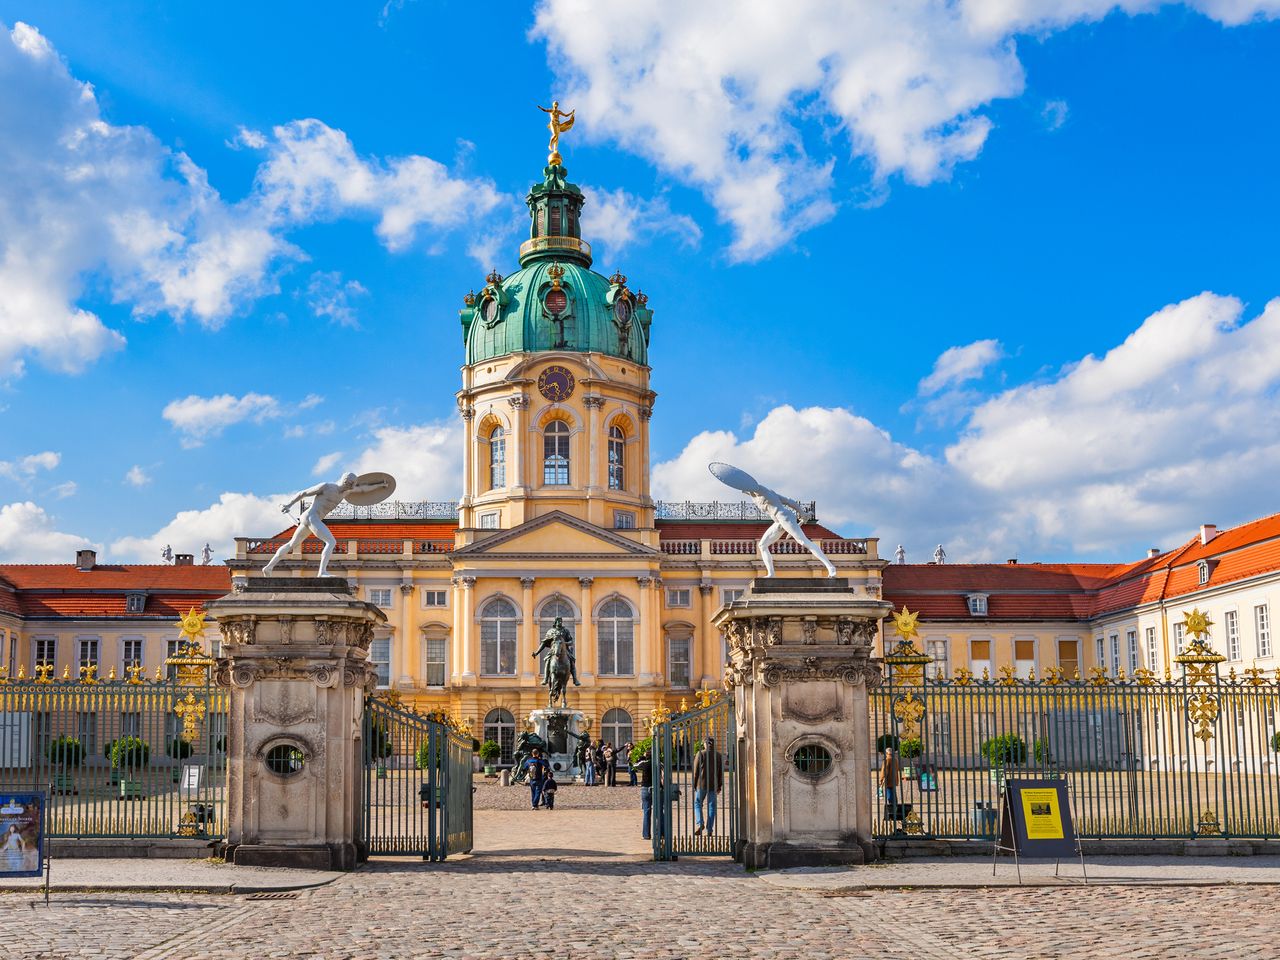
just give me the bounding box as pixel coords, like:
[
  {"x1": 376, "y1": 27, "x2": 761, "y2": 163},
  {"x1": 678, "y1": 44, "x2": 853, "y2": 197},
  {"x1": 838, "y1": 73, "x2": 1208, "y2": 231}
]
[
  {"x1": 714, "y1": 578, "x2": 890, "y2": 869},
  {"x1": 207, "y1": 577, "x2": 385, "y2": 871}
]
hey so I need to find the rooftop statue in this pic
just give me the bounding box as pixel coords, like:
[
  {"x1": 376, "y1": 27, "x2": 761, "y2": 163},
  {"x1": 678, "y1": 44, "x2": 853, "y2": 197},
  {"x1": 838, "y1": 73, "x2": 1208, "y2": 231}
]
[
  {"x1": 262, "y1": 471, "x2": 396, "y2": 578},
  {"x1": 933, "y1": 544, "x2": 947, "y2": 565},
  {"x1": 537, "y1": 100, "x2": 575, "y2": 164},
  {"x1": 709, "y1": 462, "x2": 837, "y2": 578}
]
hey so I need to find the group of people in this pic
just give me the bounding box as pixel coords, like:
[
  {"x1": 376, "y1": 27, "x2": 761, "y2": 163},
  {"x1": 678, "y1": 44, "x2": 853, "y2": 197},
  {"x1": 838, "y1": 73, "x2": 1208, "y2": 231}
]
[{"x1": 574, "y1": 737, "x2": 637, "y2": 787}]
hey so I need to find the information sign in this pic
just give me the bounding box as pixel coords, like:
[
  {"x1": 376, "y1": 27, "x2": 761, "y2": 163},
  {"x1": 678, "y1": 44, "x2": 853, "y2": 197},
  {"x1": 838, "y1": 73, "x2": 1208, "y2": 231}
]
[
  {"x1": 993, "y1": 778, "x2": 1087, "y2": 883},
  {"x1": 0, "y1": 793, "x2": 44, "y2": 877}
]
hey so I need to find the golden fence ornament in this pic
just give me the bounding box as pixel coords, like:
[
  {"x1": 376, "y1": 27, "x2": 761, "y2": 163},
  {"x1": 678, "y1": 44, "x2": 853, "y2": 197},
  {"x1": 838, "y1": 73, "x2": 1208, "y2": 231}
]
[
  {"x1": 892, "y1": 691, "x2": 925, "y2": 738},
  {"x1": 694, "y1": 687, "x2": 722, "y2": 709},
  {"x1": 172, "y1": 691, "x2": 208, "y2": 744},
  {"x1": 1198, "y1": 810, "x2": 1221, "y2": 836}
]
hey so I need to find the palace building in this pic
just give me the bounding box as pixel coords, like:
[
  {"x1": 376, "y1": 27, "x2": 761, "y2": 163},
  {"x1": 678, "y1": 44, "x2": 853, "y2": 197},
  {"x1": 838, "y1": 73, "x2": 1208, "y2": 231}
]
[{"x1": 4, "y1": 140, "x2": 1278, "y2": 767}]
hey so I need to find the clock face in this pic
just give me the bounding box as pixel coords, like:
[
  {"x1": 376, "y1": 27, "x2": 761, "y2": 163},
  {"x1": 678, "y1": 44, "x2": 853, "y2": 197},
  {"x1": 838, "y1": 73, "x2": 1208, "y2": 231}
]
[
  {"x1": 537, "y1": 365, "x2": 576, "y2": 402},
  {"x1": 545, "y1": 288, "x2": 568, "y2": 315}
]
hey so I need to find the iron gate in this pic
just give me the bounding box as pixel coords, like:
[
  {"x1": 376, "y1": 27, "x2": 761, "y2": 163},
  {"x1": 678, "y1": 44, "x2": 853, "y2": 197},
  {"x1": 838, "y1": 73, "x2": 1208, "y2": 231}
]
[
  {"x1": 652, "y1": 694, "x2": 738, "y2": 861},
  {"x1": 362, "y1": 699, "x2": 473, "y2": 860}
]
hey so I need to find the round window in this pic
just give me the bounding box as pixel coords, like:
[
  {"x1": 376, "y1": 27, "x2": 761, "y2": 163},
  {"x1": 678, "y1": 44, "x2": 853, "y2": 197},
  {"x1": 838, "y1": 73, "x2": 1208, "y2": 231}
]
[
  {"x1": 545, "y1": 288, "x2": 568, "y2": 315},
  {"x1": 265, "y1": 744, "x2": 306, "y2": 777},
  {"x1": 792, "y1": 744, "x2": 832, "y2": 778},
  {"x1": 613, "y1": 298, "x2": 632, "y2": 324},
  {"x1": 481, "y1": 297, "x2": 500, "y2": 324}
]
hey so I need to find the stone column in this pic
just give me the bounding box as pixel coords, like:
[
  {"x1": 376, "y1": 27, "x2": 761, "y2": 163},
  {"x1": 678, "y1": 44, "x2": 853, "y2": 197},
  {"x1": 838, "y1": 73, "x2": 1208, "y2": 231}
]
[
  {"x1": 459, "y1": 576, "x2": 477, "y2": 683},
  {"x1": 697, "y1": 580, "x2": 715, "y2": 689},
  {"x1": 209, "y1": 577, "x2": 386, "y2": 871},
  {"x1": 577, "y1": 577, "x2": 595, "y2": 684},
  {"x1": 636, "y1": 576, "x2": 659, "y2": 685},
  {"x1": 714, "y1": 577, "x2": 890, "y2": 869},
  {"x1": 459, "y1": 406, "x2": 475, "y2": 524},
  {"x1": 508, "y1": 395, "x2": 529, "y2": 502},
  {"x1": 520, "y1": 577, "x2": 537, "y2": 684},
  {"x1": 584, "y1": 396, "x2": 604, "y2": 496},
  {"x1": 396, "y1": 581, "x2": 414, "y2": 687}
]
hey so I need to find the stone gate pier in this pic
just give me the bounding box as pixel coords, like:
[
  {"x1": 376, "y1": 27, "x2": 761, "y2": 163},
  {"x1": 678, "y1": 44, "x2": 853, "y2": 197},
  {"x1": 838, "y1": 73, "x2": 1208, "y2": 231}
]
[
  {"x1": 715, "y1": 578, "x2": 890, "y2": 868},
  {"x1": 207, "y1": 577, "x2": 385, "y2": 870}
]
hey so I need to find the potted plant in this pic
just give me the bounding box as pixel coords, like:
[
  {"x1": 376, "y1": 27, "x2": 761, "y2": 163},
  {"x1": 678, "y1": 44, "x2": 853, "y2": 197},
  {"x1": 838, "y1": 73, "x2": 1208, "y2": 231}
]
[
  {"x1": 980, "y1": 733, "x2": 1027, "y2": 787},
  {"x1": 367, "y1": 722, "x2": 393, "y2": 779},
  {"x1": 168, "y1": 737, "x2": 194, "y2": 782},
  {"x1": 899, "y1": 736, "x2": 923, "y2": 779},
  {"x1": 47, "y1": 736, "x2": 84, "y2": 795},
  {"x1": 875, "y1": 733, "x2": 900, "y2": 755},
  {"x1": 479, "y1": 739, "x2": 502, "y2": 776},
  {"x1": 111, "y1": 735, "x2": 150, "y2": 800}
]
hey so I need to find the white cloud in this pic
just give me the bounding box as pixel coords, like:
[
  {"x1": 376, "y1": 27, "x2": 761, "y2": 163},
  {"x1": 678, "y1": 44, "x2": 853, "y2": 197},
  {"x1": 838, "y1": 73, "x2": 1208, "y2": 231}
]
[
  {"x1": 305, "y1": 271, "x2": 368, "y2": 327},
  {"x1": 0, "y1": 500, "x2": 96, "y2": 562},
  {"x1": 1042, "y1": 99, "x2": 1069, "y2": 131},
  {"x1": 110, "y1": 491, "x2": 286, "y2": 563},
  {"x1": 655, "y1": 292, "x2": 1280, "y2": 561},
  {"x1": 533, "y1": 0, "x2": 1280, "y2": 260},
  {"x1": 350, "y1": 421, "x2": 463, "y2": 500},
  {"x1": 312, "y1": 451, "x2": 344, "y2": 476},
  {"x1": 50, "y1": 480, "x2": 76, "y2": 499},
  {"x1": 919, "y1": 339, "x2": 1003, "y2": 395},
  {"x1": 0, "y1": 22, "x2": 504, "y2": 377},
  {"x1": 580, "y1": 187, "x2": 702, "y2": 259},
  {"x1": 124, "y1": 465, "x2": 151, "y2": 487},
  {"x1": 0, "y1": 450, "x2": 60, "y2": 481},
  {"x1": 162, "y1": 392, "x2": 282, "y2": 446}
]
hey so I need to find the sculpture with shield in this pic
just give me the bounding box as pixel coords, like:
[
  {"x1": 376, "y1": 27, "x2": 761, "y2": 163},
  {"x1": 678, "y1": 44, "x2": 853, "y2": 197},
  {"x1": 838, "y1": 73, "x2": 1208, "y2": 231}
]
[{"x1": 262, "y1": 471, "x2": 398, "y2": 578}]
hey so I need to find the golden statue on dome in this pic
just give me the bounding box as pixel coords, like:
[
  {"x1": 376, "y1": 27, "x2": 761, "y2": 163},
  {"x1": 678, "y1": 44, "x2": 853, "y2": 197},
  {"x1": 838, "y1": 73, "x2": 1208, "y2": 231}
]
[{"x1": 538, "y1": 100, "x2": 575, "y2": 164}]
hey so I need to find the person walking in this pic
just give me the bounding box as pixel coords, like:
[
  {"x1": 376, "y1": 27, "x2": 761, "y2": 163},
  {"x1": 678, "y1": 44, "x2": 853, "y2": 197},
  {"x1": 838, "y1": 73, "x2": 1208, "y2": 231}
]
[
  {"x1": 879, "y1": 744, "x2": 902, "y2": 820},
  {"x1": 623, "y1": 740, "x2": 637, "y2": 785},
  {"x1": 692, "y1": 734, "x2": 723, "y2": 836},
  {"x1": 524, "y1": 747, "x2": 549, "y2": 810},
  {"x1": 638, "y1": 745, "x2": 654, "y2": 840},
  {"x1": 576, "y1": 736, "x2": 595, "y2": 785},
  {"x1": 541, "y1": 771, "x2": 558, "y2": 810},
  {"x1": 592, "y1": 739, "x2": 605, "y2": 786},
  {"x1": 604, "y1": 742, "x2": 618, "y2": 787}
]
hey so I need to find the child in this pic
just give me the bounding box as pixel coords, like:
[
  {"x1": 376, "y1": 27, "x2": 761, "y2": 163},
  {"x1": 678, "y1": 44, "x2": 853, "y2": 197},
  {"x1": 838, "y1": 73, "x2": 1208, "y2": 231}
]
[{"x1": 541, "y1": 772, "x2": 558, "y2": 810}]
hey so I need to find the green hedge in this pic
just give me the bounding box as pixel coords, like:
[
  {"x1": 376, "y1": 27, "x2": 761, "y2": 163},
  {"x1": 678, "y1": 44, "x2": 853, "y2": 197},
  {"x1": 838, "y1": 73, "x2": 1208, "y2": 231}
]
[{"x1": 980, "y1": 734, "x2": 1027, "y2": 766}]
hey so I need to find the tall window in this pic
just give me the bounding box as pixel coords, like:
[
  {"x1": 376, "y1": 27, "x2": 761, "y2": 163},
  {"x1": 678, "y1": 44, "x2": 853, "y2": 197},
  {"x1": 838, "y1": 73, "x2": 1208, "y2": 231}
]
[
  {"x1": 1109, "y1": 634, "x2": 1120, "y2": 675},
  {"x1": 602, "y1": 708, "x2": 633, "y2": 749},
  {"x1": 483, "y1": 708, "x2": 516, "y2": 764},
  {"x1": 1014, "y1": 638, "x2": 1035, "y2": 679},
  {"x1": 1095, "y1": 636, "x2": 1104, "y2": 667},
  {"x1": 1057, "y1": 639, "x2": 1079, "y2": 678},
  {"x1": 1225, "y1": 610, "x2": 1241, "y2": 661},
  {"x1": 538, "y1": 597, "x2": 576, "y2": 676},
  {"x1": 122, "y1": 638, "x2": 143, "y2": 671},
  {"x1": 926, "y1": 638, "x2": 949, "y2": 678},
  {"x1": 1145, "y1": 626, "x2": 1158, "y2": 671},
  {"x1": 167, "y1": 639, "x2": 180, "y2": 680},
  {"x1": 607, "y1": 425, "x2": 625, "y2": 490},
  {"x1": 78, "y1": 638, "x2": 99, "y2": 674},
  {"x1": 488, "y1": 426, "x2": 506, "y2": 489},
  {"x1": 34, "y1": 637, "x2": 55, "y2": 670},
  {"x1": 543, "y1": 420, "x2": 570, "y2": 485},
  {"x1": 1257, "y1": 604, "x2": 1272, "y2": 658},
  {"x1": 480, "y1": 598, "x2": 519, "y2": 676},
  {"x1": 668, "y1": 635, "x2": 691, "y2": 688},
  {"x1": 424, "y1": 637, "x2": 447, "y2": 687},
  {"x1": 1173, "y1": 622, "x2": 1186, "y2": 654},
  {"x1": 969, "y1": 639, "x2": 992, "y2": 678},
  {"x1": 1126, "y1": 629, "x2": 1139, "y2": 672},
  {"x1": 597, "y1": 598, "x2": 635, "y2": 676},
  {"x1": 370, "y1": 637, "x2": 391, "y2": 687}
]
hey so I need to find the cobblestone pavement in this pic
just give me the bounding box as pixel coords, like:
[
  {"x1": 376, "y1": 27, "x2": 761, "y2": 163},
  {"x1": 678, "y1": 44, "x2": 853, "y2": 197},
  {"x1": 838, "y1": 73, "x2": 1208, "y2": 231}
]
[{"x1": 473, "y1": 777, "x2": 641, "y2": 811}]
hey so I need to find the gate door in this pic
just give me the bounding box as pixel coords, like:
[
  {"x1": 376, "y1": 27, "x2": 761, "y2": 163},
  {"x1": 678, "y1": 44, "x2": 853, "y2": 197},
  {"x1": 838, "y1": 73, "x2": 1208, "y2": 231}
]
[
  {"x1": 363, "y1": 699, "x2": 473, "y2": 860},
  {"x1": 652, "y1": 694, "x2": 738, "y2": 861}
]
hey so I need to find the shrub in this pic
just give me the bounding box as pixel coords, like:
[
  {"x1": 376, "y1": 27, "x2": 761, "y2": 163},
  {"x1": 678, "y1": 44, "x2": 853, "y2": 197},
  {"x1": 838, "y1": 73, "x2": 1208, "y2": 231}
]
[
  {"x1": 168, "y1": 737, "x2": 194, "y2": 761},
  {"x1": 875, "y1": 733, "x2": 900, "y2": 754},
  {"x1": 629, "y1": 736, "x2": 653, "y2": 766},
  {"x1": 103, "y1": 738, "x2": 117, "y2": 760},
  {"x1": 366, "y1": 722, "x2": 393, "y2": 763},
  {"x1": 47, "y1": 736, "x2": 84, "y2": 767},
  {"x1": 414, "y1": 741, "x2": 437, "y2": 771},
  {"x1": 1033, "y1": 737, "x2": 1052, "y2": 765},
  {"x1": 1271, "y1": 732, "x2": 1280, "y2": 753},
  {"x1": 899, "y1": 736, "x2": 923, "y2": 761},
  {"x1": 110, "y1": 735, "x2": 151, "y2": 771},
  {"x1": 479, "y1": 739, "x2": 502, "y2": 763},
  {"x1": 980, "y1": 734, "x2": 1027, "y2": 767}
]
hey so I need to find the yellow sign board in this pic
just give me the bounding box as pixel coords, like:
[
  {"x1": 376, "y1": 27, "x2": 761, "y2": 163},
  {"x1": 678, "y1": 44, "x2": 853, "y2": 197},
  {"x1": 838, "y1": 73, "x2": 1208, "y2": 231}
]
[{"x1": 1019, "y1": 787, "x2": 1064, "y2": 840}]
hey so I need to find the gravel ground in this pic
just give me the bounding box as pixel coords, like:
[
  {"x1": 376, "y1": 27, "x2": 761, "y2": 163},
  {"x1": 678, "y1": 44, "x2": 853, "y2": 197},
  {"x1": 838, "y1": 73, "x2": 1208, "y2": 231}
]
[{"x1": 472, "y1": 775, "x2": 641, "y2": 810}]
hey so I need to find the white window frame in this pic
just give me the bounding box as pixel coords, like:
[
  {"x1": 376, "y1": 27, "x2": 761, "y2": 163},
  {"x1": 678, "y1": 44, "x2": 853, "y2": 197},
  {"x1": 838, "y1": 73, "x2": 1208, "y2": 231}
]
[
  {"x1": 121, "y1": 637, "x2": 144, "y2": 672},
  {"x1": 370, "y1": 636, "x2": 392, "y2": 688},
  {"x1": 666, "y1": 587, "x2": 691, "y2": 608},
  {"x1": 613, "y1": 510, "x2": 636, "y2": 530},
  {"x1": 125, "y1": 592, "x2": 146, "y2": 614},
  {"x1": 1145, "y1": 626, "x2": 1158, "y2": 671},
  {"x1": 77, "y1": 637, "x2": 99, "y2": 673},
  {"x1": 33, "y1": 637, "x2": 56, "y2": 670},
  {"x1": 421, "y1": 589, "x2": 449, "y2": 608},
  {"x1": 1126, "y1": 629, "x2": 1139, "y2": 673},
  {"x1": 926, "y1": 637, "x2": 949, "y2": 679},
  {"x1": 1013, "y1": 637, "x2": 1036, "y2": 679},
  {"x1": 1197, "y1": 560, "x2": 1210, "y2": 585},
  {"x1": 479, "y1": 512, "x2": 500, "y2": 530},
  {"x1": 1257, "y1": 604, "x2": 1272, "y2": 658},
  {"x1": 1057, "y1": 638, "x2": 1080, "y2": 677},
  {"x1": 969, "y1": 638, "x2": 993, "y2": 678},
  {"x1": 596, "y1": 597, "x2": 636, "y2": 677},
  {"x1": 369, "y1": 588, "x2": 393, "y2": 609},
  {"x1": 1095, "y1": 636, "x2": 1105, "y2": 667},
  {"x1": 488, "y1": 426, "x2": 506, "y2": 490},
  {"x1": 966, "y1": 594, "x2": 988, "y2": 616},
  {"x1": 480, "y1": 597, "x2": 520, "y2": 677},
  {"x1": 1225, "y1": 609, "x2": 1240, "y2": 661},
  {"x1": 1109, "y1": 633, "x2": 1120, "y2": 675},
  {"x1": 423, "y1": 635, "x2": 447, "y2": 687},
  {"x1": 667, "y1": 634, "x2": 691, "y2": 688},
  {"x1": 1173, "y1": 622, "x2": 1186, "y2": 654},
  {"x1": 543, "y1": 420, "x2": 571, "y2": 486},
  {"x1": 607, "y1": 425, "x2": 625, "y2": 491},
  {"x1": 722, "y1": 588, "x2": 745, "y2": 605}
]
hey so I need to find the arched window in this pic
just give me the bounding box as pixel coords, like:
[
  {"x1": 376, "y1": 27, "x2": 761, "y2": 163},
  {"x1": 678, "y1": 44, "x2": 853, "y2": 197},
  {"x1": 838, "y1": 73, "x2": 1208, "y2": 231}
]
[
  {"x1": 597, "y1": 598, "x2": 635, "y2": 676},
  {"x1": 483, "y1": 708, "x2": 516, "y2": 764},
  {"x1": 607, "y1": 425, "x2": 625, "y2": 491},
  {"x1": 601, "y1": 708, "x2": 633, "y2": 750},
  {"x1": 543, "y1": 420, "x2": 570, "y2": 485},
  {"x1": 480, "y1": 597, "x2": 518, "y2": 676},
  {"x1": 538, "y1": 596, "x2": 576, "y2": 676},
  {"x1": 488, "y1": 426, "x2": 506, "y2": 489}
]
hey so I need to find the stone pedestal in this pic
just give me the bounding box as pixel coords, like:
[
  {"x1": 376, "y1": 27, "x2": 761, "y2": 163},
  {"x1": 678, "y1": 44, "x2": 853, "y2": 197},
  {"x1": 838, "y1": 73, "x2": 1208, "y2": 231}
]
[
  {"x1": 528, "y1": 707, "x2": 587, "y2": 778},
  {"x1": 714, "y1": 578, "x2": 890, "y2": 869},
  {"x1": 207, "y1": 577, "x2": 385, "y2": 871}
]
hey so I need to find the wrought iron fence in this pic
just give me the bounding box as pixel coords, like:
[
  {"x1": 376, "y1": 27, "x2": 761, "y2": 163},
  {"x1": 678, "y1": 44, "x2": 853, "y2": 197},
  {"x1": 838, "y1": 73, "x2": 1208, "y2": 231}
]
[
  {"x1": 654, "y1": 501, "x2": 817, "y2": 523},
  {"x1": 870, "y1": 656, "x2": 1280, "y2": 841},
  {"x1": 652, "y1": 692, "x2": 739, "y2": 860},
  {"x1": 0, "y1": 675, "x2": 227, "y2": 840},
  {"x1": 362, "y1": 698, "x2": 473, "y2": 860}
]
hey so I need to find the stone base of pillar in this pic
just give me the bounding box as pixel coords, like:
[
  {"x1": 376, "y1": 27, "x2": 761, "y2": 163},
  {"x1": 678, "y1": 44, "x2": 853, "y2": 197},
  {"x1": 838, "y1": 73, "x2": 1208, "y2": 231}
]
[
  {"x1": 715, "y1": 577, "x2": 891, "y2": 869},
  {"x1": 208, "y1": 576, "x2": 386, "y2": 873}
]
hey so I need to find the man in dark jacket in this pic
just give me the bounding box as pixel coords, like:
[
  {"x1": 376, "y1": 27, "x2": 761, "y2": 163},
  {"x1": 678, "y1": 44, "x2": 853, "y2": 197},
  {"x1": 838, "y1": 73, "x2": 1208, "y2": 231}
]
[{"x1": 691, "y1": 735, "x2": 723, "y2": 836}]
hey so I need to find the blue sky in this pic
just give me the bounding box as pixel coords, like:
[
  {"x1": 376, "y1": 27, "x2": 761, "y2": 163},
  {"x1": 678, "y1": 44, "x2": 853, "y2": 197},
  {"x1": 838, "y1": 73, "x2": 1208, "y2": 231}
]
[{"x1": 0, "y1": 1, "x2": 1278, "y2": 565}]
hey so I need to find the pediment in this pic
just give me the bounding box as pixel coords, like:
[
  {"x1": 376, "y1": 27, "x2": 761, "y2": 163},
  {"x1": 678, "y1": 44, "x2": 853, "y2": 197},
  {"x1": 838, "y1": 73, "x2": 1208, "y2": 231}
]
[{"x1": 453, "y1": 511, "x2": 658, "y2": 558}]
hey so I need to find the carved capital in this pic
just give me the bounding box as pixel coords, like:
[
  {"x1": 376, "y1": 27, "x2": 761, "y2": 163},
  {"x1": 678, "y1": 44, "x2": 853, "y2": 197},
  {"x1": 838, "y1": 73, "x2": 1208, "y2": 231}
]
[
  {"x1": 460, "y1": 576, "x2": 477, "y2": 589},
  {"x1": 583, "y1": 396, "x2": 605, "y2": 409},
  {"x1": 520, "y1": 577, "x2": 537, "y2": 589},
  {"x1": 400, "y1": 582, "x2": 415, "y2": 596},
  {"x1": 636, "y1": 576, "x2": 654, "y2": 589},
  {"x1": 578, "y1": 577, "x2": 594, "y2": 589},
  {"x1": 639, "y1": 406, "x2": 653, "y2": 421},
  {"x1": 507, "y1": 395, "x2": 530, "y2": 410},
  {"x1": 699, "y1": 580, "x2": 714, "y2": 596},
  {"x1": 460, "y1": 406, "x2": 475, "y2": 421}
]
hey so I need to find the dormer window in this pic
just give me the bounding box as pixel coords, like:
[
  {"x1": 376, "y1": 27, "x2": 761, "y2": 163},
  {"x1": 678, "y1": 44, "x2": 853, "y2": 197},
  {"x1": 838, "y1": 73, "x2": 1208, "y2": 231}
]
[
  {"x1": 1197, "y1": 560, "x2": 1210, "y2": 585},
  {"x1": 966, "y1": 594, "x2": 988, "y2": 616},
  {"x1": 125, "y1": 593, "x2": 146, "y2": 614}
]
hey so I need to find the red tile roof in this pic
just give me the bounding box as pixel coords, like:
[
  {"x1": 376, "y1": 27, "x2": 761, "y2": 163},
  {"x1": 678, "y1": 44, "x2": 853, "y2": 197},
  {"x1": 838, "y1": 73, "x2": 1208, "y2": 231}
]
[{"x1": 0, "y1": 564, "x2": 230, "y2": 620}]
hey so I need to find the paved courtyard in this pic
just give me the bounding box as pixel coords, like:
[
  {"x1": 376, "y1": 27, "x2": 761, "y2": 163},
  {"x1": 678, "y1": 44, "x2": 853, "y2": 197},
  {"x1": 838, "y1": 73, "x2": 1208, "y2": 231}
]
[{"x1": 3, "y1": 804, "x2": 1279, "y2": 960}]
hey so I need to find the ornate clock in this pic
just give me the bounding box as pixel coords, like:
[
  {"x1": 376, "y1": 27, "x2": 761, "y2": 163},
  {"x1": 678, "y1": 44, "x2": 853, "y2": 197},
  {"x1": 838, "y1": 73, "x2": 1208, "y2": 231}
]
[{"x1": 537, "y1": 365, "x2": 575, "y2": 402}]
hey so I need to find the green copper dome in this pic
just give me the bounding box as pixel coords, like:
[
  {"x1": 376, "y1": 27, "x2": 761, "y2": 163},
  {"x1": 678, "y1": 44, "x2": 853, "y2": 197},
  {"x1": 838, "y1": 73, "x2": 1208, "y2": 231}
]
[{"x1": 460, "y1": 163, "x2": 653, "y2": 366}]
